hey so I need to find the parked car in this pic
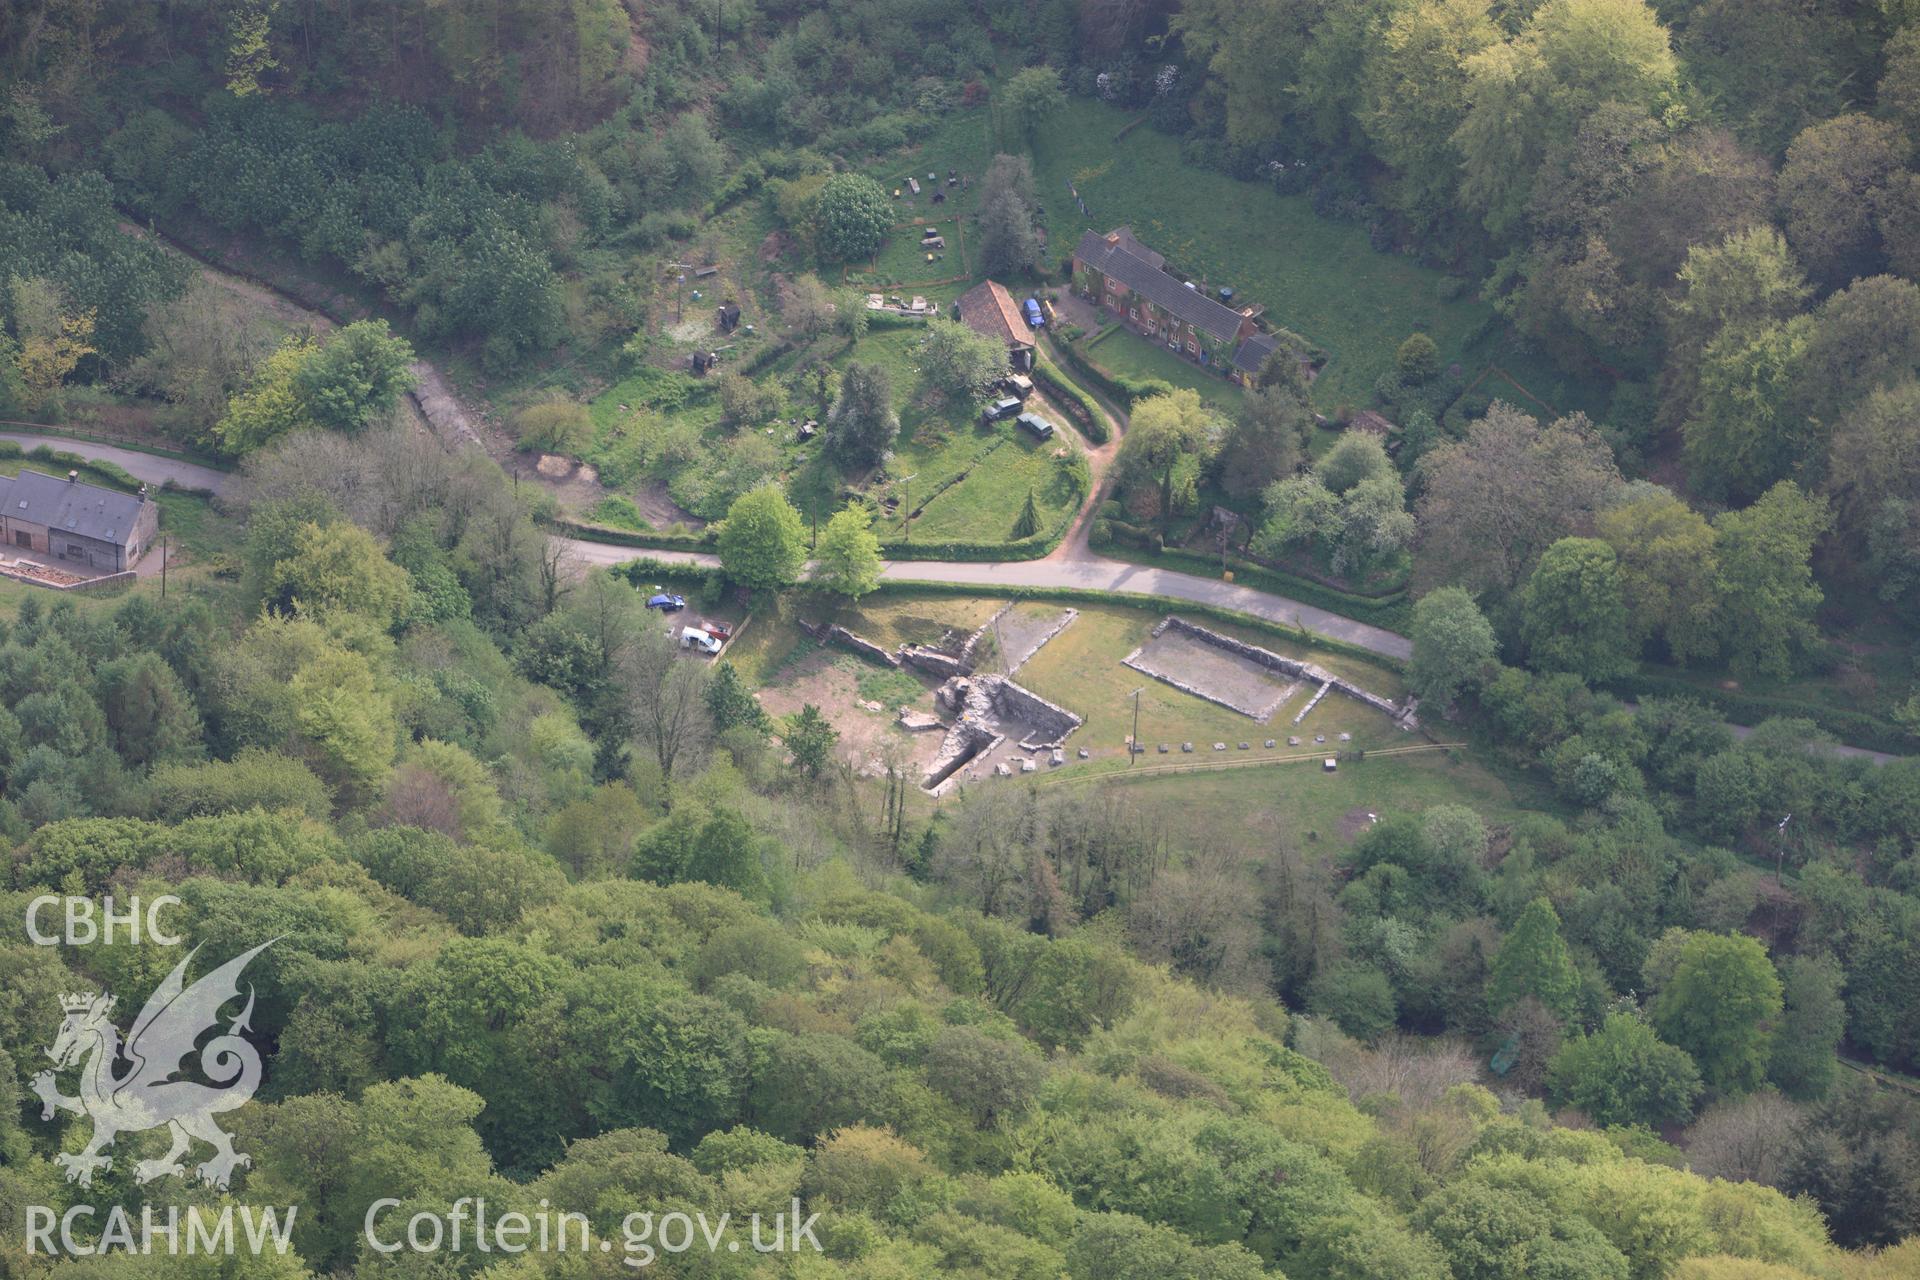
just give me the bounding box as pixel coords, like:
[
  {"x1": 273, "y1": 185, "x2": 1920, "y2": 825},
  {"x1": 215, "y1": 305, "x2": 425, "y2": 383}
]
[
  {"x1": 1024, "y1": 297, "x2": 1044, "y2": 329},
  {"x1": 680, "y1": 627, "x2": 723, "y2": 655},
  {"x1": 982, "y1": 396, "x2": 1022, "y2": 423},
  {"x1": 646, "y1": 593, "x2": 686, "y2": 612},
  {"x1": 1016, "y1": 411, "x2": 1056, "y2": 440}
]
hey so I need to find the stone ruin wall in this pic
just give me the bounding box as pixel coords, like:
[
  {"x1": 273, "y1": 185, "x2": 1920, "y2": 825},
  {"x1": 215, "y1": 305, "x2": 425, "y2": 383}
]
[{"x1": 1150, "y1": 616, "x2": 1417, "y2": 727}]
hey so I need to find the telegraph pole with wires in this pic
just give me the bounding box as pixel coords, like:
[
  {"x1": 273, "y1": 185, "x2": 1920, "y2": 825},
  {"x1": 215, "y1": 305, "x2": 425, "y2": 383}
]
[
  {"x1": 1776, "y1": 813, "x2": 1791, "y2": 885},
  {"x1": 1129, "y1": 686, "x2": 1144, "y2": 765}
]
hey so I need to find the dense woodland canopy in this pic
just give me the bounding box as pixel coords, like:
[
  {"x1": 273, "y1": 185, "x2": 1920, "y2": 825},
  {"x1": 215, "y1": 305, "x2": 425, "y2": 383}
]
[{"x1": 5, "y1": 0, "x2": 1920, "y2": 1277}]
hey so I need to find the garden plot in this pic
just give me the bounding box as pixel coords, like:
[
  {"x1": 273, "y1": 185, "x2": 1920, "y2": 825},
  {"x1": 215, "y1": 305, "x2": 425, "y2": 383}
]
[{"x1": 1123, "y1": 625, "x2": 1304, "y2": 722}]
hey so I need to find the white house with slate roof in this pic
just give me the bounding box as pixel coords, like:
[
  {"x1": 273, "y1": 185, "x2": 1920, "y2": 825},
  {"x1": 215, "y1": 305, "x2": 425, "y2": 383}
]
[{"x1": 0, "y1": 469, "x2": 159, "y2": 572}]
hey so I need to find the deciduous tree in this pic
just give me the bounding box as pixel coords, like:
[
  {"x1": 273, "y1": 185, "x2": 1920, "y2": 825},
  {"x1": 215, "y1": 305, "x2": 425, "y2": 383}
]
[
  {"x1": 1652, "y1": 931, "x2": 1784, "y2": 1096},
  {"x1": 292, "y1": 319, "x2": 416, "y2": 434},
  {"x1": 1488, "y1": 896, "x2": 1580, "y2": 1021},
  {"x1": 1453, "y1": 0, "x2": 1679, "y2": 235},
  {"x1": 1409, "y1": 586, "x2": 1498, "y2": 708},
  {"x1": 717, "y1": 485, "x2": 807, "y2": 591},
  {"x1": 1777, "y1": 114, "x2": 1908, "y2": 287},
  {"x1": 919, "y1": 318, "x2": 1009, "y2": 403},
  {"x1": 1596, "y1": 486, "x2": 1720, "y2": 663},
  {"x1": 813, "y1": 503, "x2": 883, "y2": 600},
  {"x1": 1415, "y1": 403, "x2": 1621, "y2": 594},
  {"x1": 1547, "y1": 1012, "x2": 1703, "y2": 1127},
  {"x1": 999, "y1": 66, "x2": 1066, "y2": 144},
  {"x1": 617, "y1": 624, "x2": 713, "y2": 779},
  {"x1": 1117, "y1": 389, "x2": 1225, "y2": 529},
  {"x1": 812, "y1": 173, "x2": 893, "y2": 263},
  {"x1": 1521, "y1": 537, "x2": 1634, "y2": 681},
  {"x1": 1710, "y1": 482, "x2": 1829, "y2": 678}
]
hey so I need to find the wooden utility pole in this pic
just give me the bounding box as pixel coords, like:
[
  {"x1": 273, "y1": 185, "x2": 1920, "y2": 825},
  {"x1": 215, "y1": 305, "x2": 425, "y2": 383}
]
[
  {"x1": 160, "y1": 535, "x2": 167, "y2": 599},
  {"x1": 899, "y1": 473, "x2": 918, "y2": 544},
  {"x1": 1129, "y1": 686, "x2": 1143, "y2": 765}
]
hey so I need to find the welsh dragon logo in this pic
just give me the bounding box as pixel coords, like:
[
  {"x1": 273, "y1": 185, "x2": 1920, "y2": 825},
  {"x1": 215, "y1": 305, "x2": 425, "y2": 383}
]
[{"x1": 31, "y1": 940, "x2": 273, "y2": 1190}]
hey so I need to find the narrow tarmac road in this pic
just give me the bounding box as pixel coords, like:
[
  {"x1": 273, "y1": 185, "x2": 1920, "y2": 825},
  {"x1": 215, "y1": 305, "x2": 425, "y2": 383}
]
[
  {"x1": 555, "y1": 535, "x2": 1414, "y2": 658},
  {"x1": 0, "y1": 432, "x2": 232, "y2": 493}
]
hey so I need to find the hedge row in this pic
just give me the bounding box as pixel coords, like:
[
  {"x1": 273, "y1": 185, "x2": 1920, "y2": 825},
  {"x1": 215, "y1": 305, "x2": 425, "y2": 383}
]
[
  {"x1": 734, "y1": 338, "x2": 793, "y2": 378},
  {"x1": 543, "y1": 516, "x2": 715, "y2": 551},
  {"x1": 551, "y1": 472, "x2": 1085, "y2": 564},
  {"x1": 866, "y1": 309, "x2": 934, "y2": 330},
  {"x1": 1031, "y1": 360, "x2": 1108, "y2": 444},
  {"x1": 613, "y1": 558, "x2": 715, "y2": 588},
  {"x1": 876, "y1": 462, "x2": 1086, "y2": 562},
  {"x1": 1053, "y1": 335, "x2": 1176, "y2": 407},
  {"x1": 2, "y1": 443, "x2": 149, "y2": 495},
  {"x1": 595, "y1": 564, "x2": 1404, "y2": 674},
  {"x1": 1607, "y1": 671, "x2": 1912, "y2": 757},
  {"x1": 877, "y1": 531, "x2": 1055, "y2": 561}
]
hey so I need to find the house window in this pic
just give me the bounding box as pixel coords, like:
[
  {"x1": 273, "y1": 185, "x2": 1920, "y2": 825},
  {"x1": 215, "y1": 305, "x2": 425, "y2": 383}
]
[
  {"x1": 1187, "y1": 339, "x2": 1199, "y2": 354},
  {"x1": 1128, "y1": 308, "x2": 1137, "y2": 321}
]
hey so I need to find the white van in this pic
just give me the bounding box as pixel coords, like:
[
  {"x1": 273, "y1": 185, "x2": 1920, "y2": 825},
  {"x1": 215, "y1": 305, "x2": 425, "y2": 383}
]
[{"x1": 681, "y1": 627, "x2": 723, "y2": 655}]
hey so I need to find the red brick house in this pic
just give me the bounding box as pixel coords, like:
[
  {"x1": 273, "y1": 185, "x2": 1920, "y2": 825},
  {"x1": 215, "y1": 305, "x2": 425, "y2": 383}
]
[{"x1": 1071, "y1": 227, "x2": 1264, "y2": 370}]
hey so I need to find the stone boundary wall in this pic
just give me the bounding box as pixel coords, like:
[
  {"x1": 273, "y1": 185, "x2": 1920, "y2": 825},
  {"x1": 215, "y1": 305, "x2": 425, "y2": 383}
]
[
  {"x1": 924, "y1": 721, "x2": 1003, "y2": 797},
  {"x1": 986, "y1": 676, "x2": 1083, "y2": 748},
  {"x1": 1004, "y1": 608, "x2": 1079, "y2": 674},
  {"x1": 959, "y1": 604, "x2": 1010, "y2": 670},
  {"x1": 923, "y1": 673, "x2": 1084, "y2": 794},
  {"x1": 0, "y1": 566, "x2": 137, "y2": 592},
  {"x1": 1137, "y1": 616, "x2": 1417, "y2": 728},
  {"x1": 800, "y1": 619, "x2": 902, "y2": 668},
  {"x1": 900, "y1": 646, "x2": 967, "y2": 678}
]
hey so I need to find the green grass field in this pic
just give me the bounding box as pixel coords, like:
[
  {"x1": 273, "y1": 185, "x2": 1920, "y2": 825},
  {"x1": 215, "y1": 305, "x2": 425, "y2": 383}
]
[
  {"x1": 849, "y1": 217, "x2": 968, "y2": 288},
  {"x1": 746, "y1": 587, "x2": 1413, "y2": 758},
  {"x1": 730, "y1": 586, "x2": 1532, "y2": 838},
  {"x1": 809, "y1": 327, "x2": 1086, "y2": 542},
  {"x1": 1056, "y1": 748, "x2": 1533, "y2": 852},
  {"x1": 1012, "y1": 602, "x2": 1409, "y2": 767},
  {"x1": 1030, "y1": 100, "x2": 1487, "y2": 409},
  {"x1": 1076, "y1": 325, "x2": 1245, "y2": 413},
  {"x1": 153, "y1": 490, "x2": 236, "y2": 564}
]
